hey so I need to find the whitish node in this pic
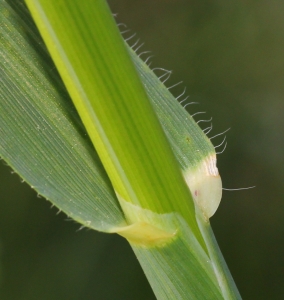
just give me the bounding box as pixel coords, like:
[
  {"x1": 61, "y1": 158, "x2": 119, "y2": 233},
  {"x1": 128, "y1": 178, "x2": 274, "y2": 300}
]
[{"x1": 183, "y1": 154, "x2": 222, "y2": 219}]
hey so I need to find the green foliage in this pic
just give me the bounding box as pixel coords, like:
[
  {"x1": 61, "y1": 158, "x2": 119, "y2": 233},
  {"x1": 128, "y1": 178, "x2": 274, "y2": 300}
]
[{"x1": 0, "y1": 0, "x2": 241, "y2": 298}]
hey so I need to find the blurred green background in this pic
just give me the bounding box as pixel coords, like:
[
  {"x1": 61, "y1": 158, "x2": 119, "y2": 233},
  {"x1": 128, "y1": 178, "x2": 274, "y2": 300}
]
[{"x1": 1, "y1": 0, "x2": 284, "y2": 299}]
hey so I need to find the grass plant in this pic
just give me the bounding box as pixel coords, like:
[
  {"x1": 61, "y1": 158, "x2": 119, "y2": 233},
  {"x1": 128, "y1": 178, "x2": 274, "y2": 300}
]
[{"x1": 1, "y1": 0, "x2": 241, "y2": 298}]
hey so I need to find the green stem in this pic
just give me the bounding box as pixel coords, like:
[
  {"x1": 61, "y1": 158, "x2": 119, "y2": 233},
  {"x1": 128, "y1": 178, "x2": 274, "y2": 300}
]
[
  {"x1": 25, "y1": 0, "x2": 205, "y2": 243},
  {"x1": 196, "y1": 209, "x2": 242, "y2": 300}
]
